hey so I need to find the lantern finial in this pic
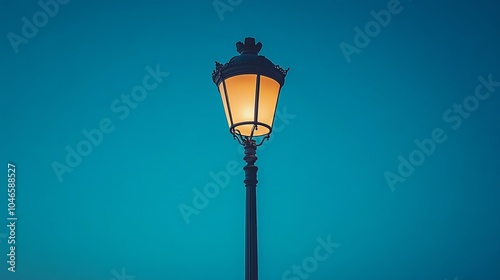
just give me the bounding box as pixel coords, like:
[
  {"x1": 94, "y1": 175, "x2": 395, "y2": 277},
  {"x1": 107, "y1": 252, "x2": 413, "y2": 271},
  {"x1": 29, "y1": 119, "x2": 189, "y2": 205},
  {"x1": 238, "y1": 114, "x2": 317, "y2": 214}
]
[{"x1": 236, "y1": 38, "x2": 262, "y2": 55}]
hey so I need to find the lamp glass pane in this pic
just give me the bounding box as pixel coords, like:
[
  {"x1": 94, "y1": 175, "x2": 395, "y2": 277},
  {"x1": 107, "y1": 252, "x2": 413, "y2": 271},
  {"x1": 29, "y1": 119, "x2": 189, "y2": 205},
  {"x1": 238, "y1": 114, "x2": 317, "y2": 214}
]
[
  {"x1": 219, "y1": 74, "x2": 258, "y2": 136},
  {"x1": 257, "y1": 75, "x2": 281, "y2": 130},
  {"x1": 218, "y1": 82, "x2": 231, "y2": 128}
]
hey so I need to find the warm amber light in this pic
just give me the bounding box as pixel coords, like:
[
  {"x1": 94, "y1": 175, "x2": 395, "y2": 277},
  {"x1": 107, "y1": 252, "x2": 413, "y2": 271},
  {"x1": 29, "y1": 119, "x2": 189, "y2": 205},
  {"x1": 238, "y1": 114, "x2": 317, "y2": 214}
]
[
  {"x1": 257, "y1": 76, "x2": 280, "y2": 129},
  {"x1": 218, "y1": 74, "x2": 281, "y2": 136}
]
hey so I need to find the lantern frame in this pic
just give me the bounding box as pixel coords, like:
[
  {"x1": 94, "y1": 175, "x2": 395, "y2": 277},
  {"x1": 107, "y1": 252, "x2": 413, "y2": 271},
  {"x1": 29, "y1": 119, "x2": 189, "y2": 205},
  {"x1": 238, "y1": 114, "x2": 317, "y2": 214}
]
[{"x1": 212, "y1": 38, "x2": 289, "y2": 146}]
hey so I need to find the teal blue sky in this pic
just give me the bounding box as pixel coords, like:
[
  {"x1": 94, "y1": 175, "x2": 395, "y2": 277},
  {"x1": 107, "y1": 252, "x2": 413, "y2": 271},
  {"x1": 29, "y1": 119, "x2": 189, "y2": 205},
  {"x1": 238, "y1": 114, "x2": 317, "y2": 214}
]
[{"x1": 1, "y1": 0, "x2": 500, "y2": 279}]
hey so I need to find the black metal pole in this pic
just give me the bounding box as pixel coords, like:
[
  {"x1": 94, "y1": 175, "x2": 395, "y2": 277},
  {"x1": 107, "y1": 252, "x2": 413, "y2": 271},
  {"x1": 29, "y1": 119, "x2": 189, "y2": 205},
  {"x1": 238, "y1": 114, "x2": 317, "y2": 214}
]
[{"x1": 243, "y1": 139, "x2": 258, "y2": 280}]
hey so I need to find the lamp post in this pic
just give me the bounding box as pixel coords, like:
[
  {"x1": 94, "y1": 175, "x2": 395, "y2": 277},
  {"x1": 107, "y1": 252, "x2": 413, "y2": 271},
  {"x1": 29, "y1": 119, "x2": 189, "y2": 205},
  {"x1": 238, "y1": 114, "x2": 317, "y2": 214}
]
[{"x1": 212, "y1": 38, "x2": 288, "y2": 280}]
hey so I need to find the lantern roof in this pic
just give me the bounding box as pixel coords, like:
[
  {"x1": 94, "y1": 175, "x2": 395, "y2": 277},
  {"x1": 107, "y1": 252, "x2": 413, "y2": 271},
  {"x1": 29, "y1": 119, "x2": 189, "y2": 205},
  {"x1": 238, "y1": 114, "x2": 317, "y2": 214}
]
[{"x1": 212, "y1": 38, "x2": 289, "y2": 86}]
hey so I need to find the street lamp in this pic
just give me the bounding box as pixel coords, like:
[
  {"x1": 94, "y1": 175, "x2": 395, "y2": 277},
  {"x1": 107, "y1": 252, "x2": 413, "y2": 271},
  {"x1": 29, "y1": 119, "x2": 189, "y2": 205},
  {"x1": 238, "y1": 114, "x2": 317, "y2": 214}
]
[{"x1": 212, "y1": 37, "x2": 288, "y2": 280}]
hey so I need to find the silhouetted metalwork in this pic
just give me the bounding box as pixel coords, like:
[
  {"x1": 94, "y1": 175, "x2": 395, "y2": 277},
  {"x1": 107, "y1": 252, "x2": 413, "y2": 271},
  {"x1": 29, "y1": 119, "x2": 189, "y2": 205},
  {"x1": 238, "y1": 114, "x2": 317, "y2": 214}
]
[
  {"x1": 243, "y1": 139, "x2": 258, "y2": 280},
  {"x1": 212, "y1": 38, "x2": 288, "y2": 280}
]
